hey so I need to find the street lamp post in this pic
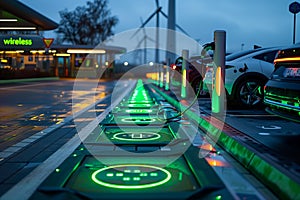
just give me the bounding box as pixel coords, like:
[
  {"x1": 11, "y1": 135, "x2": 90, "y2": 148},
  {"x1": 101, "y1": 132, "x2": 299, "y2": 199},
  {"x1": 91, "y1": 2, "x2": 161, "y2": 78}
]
[{"x1": 289, "y1": 2, "x2": 300, "y2": 44}]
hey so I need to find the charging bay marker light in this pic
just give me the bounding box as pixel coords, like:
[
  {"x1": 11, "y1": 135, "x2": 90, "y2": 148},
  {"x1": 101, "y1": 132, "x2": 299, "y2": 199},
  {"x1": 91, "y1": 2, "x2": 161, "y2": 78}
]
[
  {"x1": 121, "y1": 118, "x2": 156, "y2": 123},
  {"x1": 112, "y1": 132, "x2": 161, "y2": 141},
  {"x1": 91, "y1": 164, "x2": 171, "y2": 189}
]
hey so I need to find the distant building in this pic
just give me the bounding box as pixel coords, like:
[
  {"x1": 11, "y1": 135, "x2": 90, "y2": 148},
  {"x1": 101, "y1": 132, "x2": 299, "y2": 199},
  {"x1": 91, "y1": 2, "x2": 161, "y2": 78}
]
[{"x1": 0, "y1": 0, "x2": 126, "y2": 79}]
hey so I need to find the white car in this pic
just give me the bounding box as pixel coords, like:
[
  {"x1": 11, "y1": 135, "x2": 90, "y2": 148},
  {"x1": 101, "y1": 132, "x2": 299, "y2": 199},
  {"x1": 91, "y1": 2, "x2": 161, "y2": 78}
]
[{"x1": 203, "y1": 47, "x2": 282, "y2": 107}]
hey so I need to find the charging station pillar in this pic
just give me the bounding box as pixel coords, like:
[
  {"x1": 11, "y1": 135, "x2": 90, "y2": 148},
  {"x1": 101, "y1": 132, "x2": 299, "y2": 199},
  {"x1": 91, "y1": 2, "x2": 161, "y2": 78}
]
[
  {"x1": 160, "y1": 64, "x2": 164, "y2": 88},
  {"x1": 156, "y1": 64, "x2": 159, "y2": 86},
  {"x1": 212, "y1": 30, "x2": 226, "y2": 114},
  {"x1": 165, "y1": 64, "x2": 170, "y2": 90},
  {"x1": 181, "y1": 49, "x2": 189, "y2": 98}
]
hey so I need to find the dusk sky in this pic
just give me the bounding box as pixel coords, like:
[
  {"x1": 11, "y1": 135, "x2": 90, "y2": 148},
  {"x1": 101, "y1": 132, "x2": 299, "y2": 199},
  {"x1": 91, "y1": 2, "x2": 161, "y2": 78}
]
[{"x1": 20, "y1": 0, "x2": 299, "y2": 52}]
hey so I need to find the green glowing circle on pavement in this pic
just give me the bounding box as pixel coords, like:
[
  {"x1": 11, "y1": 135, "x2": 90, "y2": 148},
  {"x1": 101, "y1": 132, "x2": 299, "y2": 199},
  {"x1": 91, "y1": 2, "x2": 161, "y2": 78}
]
[
  {"x1": 91, "y1": 164, "x2": 171, "y2": 189},
  {"x1": 112, "y1": 132, "x2": 161, "y2": 141},
  {"x1": 121, "y1": 118, "x2": 156, "y2": 123},
  {"x1": 127, "y1": 104, "x2": 152, "y2": 108},
  {"x1": 125, "y1": 109, "x2": 153, "y2": 114},
  {"x1": 128, "y1": 100, "x2": 153, "y2": 104}
]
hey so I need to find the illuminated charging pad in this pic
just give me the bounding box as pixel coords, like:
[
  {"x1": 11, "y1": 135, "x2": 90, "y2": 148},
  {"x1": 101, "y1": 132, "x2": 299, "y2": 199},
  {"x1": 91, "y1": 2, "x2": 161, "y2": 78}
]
[
  {"x1": 87, "y1": 127, "x2": 175, "y2": 145},
  {"x1": 111, "y1": 107, "x2": 159, "y2": 116},
  {"x1": 120, "y1": 103, "x2": 156, "y2": 109},
  {"x1": 112, "y1": 132, "x2": 161, "y2": 142},
  {"x1": 120, "y1": 117, "x2": 157, "y2": 123},
  {"x1": 124, "y1": 109, "x2": 154, "y2": 114},
  {"x1": 31, "y1": 147, "x2": 235, "y2": 200},
  {"x1": 63, "y1": 156, "x2": 199, "y2": 194},
  {"x1": 100, "y1": 115, "x2": 165, "y2": 126},
  {"x1": 91, "y1": 164, "x2": 171, "y2": 189},
  {"x1": 127, "y1": 100, "x2": 154, "y2": 104}
]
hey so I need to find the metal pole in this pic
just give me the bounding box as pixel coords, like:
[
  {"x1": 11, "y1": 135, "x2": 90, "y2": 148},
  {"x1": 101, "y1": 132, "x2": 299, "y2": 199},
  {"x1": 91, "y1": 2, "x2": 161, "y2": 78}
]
[
  {"x1": 166, "y1": 0, "x2": 176, "y2": 65},
  {"x1": 144, "y1": 37, "x2": 147, "y2": 63},
  {"x1": 181, "y1": 49, "x2": 189, "y2": 98},
  {"x1": 155, "y1": 10, "x2": 159, "y2": 63},
  {"x1": 294, "y1": 13, "x2": 296, "y2": 44},
  {"x1": 212, "y1": 30, "x2": 226, "y2": 114}
]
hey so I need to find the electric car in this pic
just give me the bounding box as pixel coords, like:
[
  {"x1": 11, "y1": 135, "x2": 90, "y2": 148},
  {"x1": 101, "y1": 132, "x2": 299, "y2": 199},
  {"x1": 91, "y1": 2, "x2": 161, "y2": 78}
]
[
  {"x1": 170, "y1": 55, "x2": 212, "y2": 96},
  {"x1": 264, "y1": 44, "x2": 300, "y2": 122},
  {"x1": 203, "y1": 47, "x2": 282, "y2": 108}
]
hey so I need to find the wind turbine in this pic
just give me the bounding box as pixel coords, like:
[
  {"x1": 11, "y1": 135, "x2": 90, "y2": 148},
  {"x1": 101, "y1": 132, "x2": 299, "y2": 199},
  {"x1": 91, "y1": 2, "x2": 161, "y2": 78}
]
[
  {"x1": 131, "y1": 0, "x2": 161, "y2": 63},
  {"x1": 131, "y1": 0, "x2": 189, "y2": 64},
  {"x1": 135, "y1": 18, "x2": 156, "y2": 64}
]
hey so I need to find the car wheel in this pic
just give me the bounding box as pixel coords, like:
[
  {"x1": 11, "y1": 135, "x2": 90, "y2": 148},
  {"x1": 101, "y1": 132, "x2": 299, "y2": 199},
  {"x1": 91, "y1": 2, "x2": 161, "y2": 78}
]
[{"x1": 235, "y1": 78, "x2": 265, "y2": 108}]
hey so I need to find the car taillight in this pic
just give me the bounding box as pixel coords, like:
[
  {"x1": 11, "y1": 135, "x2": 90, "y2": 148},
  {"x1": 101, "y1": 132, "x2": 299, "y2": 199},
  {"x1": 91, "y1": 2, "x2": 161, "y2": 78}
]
[
  {"x1": 170, "y1": 64, "x2": 176, "y2": 70},
  {"x1": 205, "y1": 66, "x2": 213, "y2": 73}
]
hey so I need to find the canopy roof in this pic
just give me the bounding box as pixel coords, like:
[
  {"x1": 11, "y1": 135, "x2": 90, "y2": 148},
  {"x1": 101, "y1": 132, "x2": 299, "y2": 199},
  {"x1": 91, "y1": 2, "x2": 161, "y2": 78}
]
[{"x1": 0, "y1": 0, "x2": 58, "y2": 31}]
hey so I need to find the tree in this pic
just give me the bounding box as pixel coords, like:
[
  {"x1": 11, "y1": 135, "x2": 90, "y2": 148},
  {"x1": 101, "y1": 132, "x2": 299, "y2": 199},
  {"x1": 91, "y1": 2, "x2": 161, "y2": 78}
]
[{"x1": 55, "y1": 0, "x2": 118, "y2": 45}]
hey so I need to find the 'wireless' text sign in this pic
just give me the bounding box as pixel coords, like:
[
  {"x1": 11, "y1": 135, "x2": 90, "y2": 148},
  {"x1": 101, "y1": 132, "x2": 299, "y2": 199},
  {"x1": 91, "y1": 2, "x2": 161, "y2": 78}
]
[{"x1": 0, "y1": 35, "x2": 45, "y2": 50}]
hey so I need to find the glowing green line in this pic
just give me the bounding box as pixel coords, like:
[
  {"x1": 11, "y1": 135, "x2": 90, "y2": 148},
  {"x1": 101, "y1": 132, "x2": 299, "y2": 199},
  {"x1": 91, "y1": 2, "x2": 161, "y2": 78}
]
[
  {"x1": 178, "y1": 172, "x2": 183, "y2": 181},
  {"x1": 120, "y1": 118, "x2": 156, "y2": 123}
]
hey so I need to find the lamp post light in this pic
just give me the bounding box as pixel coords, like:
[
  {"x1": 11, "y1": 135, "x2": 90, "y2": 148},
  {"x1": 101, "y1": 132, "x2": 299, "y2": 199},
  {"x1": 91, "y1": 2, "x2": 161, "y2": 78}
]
[{"x1": 289, "y1": 2, "x2": 300, "y2": 44}]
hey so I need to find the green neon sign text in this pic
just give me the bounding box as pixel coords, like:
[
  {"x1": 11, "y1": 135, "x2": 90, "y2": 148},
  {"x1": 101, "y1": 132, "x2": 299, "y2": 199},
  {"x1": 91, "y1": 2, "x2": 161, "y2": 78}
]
[{"x1": 3, "y1": 37, "x2": 32, "y2": 46}]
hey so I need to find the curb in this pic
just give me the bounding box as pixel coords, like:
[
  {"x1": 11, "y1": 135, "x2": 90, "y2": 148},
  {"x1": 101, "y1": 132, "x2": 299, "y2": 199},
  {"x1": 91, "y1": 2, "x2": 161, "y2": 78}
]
[
  {"x1": 0, "y1": 77, "x2": 59, "y2": 84},
  {"x1": 150, "y1": 83, "x2": 300, "y2": 200}
]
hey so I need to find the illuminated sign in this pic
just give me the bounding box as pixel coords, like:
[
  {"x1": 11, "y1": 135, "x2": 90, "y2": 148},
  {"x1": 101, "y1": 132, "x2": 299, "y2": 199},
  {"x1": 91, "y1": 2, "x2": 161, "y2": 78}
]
[
  {"x1": 43, "y1": 38, "x2": 54, "y2": 48},
  {"x1": 0, "y1": 35, "x2": 45, "y2": 50},
  {"x1": 3, "y1": 37, "x2": 32, "y2": 46}
]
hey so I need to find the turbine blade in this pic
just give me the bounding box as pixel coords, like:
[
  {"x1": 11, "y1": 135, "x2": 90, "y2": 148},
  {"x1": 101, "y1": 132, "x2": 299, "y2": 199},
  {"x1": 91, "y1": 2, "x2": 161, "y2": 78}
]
[
  {"x1": 130, "y1": 7, "x2": 162, "y2": 38},
  {"x1": 160, "y1": 10, "x2": 190, "y2": 36}
]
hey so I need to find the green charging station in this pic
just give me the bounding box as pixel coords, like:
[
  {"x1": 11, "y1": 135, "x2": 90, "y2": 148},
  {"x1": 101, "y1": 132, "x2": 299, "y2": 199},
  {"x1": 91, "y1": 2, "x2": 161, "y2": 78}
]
[{"x1": 29, "y1": 79, "x2": 234, "y2": 200}]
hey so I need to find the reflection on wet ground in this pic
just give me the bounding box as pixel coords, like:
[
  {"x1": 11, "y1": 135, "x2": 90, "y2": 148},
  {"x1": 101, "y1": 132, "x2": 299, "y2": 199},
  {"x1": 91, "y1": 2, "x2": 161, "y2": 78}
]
[{"x1": 0, "y1": 79, "x2": 114, "y2": 151}]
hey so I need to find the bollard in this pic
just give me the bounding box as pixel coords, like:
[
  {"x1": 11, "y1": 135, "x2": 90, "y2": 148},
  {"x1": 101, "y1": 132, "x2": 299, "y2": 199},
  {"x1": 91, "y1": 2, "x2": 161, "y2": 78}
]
[
  {"x1": 156, "y1": 64, "x2": 160, "y2": 86},
  {"x1": 181, "y1": 49, "x2": 189, "y2": 98},
  {"x1": 165, "y1": 64, "x2": 170, "y2": 90},
  {"x1": 212, "y1": 30, "x2": 226, "y2": 114},
  {"x1": 160, "y1": 64, "x2": 164, "y2": 88}
]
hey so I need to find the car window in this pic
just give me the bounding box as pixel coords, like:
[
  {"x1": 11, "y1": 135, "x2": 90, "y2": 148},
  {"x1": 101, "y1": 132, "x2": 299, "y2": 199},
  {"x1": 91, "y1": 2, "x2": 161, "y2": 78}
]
[
  {"x1": 253, "y1": 50, "x2": 278, "y2": 63},
  {"x1": 225, "y1": 49, "x2": 262, "y2": 61}
]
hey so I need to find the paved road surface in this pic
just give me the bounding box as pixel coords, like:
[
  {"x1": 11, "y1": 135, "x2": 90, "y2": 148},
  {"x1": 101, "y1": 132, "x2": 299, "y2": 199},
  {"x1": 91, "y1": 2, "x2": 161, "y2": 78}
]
[{"x1": 0, "y1": 79, "x2": 115, "y2": 151}]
